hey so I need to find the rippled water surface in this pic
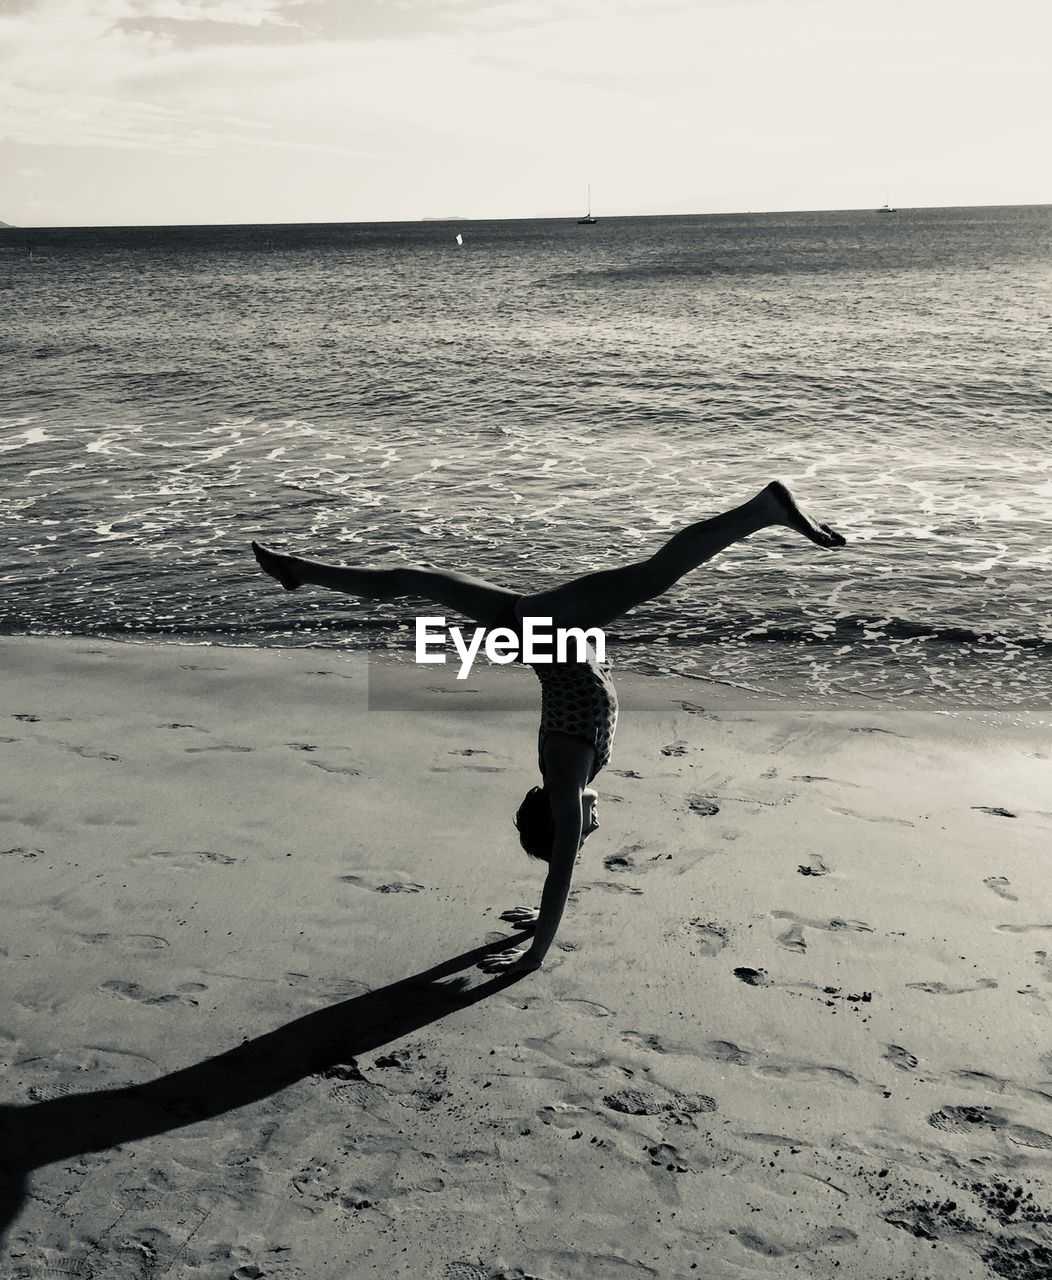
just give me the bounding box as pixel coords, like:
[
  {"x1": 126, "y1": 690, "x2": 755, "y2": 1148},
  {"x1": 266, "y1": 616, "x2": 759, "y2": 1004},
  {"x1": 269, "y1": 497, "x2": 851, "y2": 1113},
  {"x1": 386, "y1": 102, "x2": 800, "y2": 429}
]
[{"x1": 2, "y1": 208, "x2": 1050, "y2": 708}]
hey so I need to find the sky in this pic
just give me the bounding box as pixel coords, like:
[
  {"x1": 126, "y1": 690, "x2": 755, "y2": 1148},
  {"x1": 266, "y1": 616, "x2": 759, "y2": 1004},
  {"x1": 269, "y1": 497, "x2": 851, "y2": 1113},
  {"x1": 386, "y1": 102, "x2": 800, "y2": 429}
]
[{"x1": 1, "y1": 0, "x2": 1049, "y2": 226}]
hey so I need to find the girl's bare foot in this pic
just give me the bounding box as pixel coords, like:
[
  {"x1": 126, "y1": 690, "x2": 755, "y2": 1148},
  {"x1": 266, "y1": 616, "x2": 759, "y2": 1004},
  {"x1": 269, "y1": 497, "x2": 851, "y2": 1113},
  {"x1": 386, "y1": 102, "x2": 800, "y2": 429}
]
[
  {"x1": 251, "y1": 541, "x2": 303, "y2": 589},
  {"x1": 759, "y1": 481, "x2": 846, "y2": 549}
]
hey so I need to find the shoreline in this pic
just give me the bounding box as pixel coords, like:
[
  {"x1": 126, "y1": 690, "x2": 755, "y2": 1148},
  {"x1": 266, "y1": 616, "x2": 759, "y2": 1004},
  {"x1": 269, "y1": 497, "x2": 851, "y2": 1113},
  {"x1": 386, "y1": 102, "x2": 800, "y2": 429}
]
[
  {"x1": 3, "y1": 629, "x2": 1048, "y2": 728},
  {"x1": 2, "y1": 634, "x2": 1050, "y2": 1277}
]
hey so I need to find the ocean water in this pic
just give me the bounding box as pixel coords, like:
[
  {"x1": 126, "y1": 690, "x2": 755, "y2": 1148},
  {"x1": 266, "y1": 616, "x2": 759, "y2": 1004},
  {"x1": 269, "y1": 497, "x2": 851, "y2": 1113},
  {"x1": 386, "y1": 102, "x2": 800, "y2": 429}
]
[{"x1": 2, "y1": 207, "x2": 1050, "y2": 710}]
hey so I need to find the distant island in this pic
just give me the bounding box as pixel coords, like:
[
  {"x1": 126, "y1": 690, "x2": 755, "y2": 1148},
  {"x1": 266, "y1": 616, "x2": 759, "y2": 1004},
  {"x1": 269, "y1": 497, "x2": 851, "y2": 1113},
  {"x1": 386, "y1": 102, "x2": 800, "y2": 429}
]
[{"x1": 421, "y1": 216, "x2": 468, "y2": 222}]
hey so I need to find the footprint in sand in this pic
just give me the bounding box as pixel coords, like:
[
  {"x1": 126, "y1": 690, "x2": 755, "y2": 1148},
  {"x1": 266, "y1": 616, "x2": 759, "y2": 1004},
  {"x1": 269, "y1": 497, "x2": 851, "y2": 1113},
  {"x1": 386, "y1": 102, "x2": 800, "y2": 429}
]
[
  {"x1": 540, "y1": 1100, "x2": 594, "y2": 1130},
  {"x1": 927, "y1": 1109, "x2": 1052, "y2": 1151},
  {"x1": 687, "y1": 795, "x2": 720, "y2": 817},
  {"x1": 1006, "y1": 1125, "x2": 1052, "y2": 1150},
  {"x1": 621, "y1": 1031, "x2": 669, "y2": 1054},
  {"x1": 334, "y1": 874, "x2": 406, "y2": 894},
  {"x1": 772, "y1": 911, "x2": 873, "y2": 940},
  {"x1": 950, "y1": 1068, "x2": 1052, "y2": 1108},
  {"x1": 797, "y1": 854, "x2": 831, "y2": 876},
  {"x1": 777, "y1": 921, "x2": 808, "y2": 953},
  {"x1": 1035, "y1": 952, "x2": 1052, "y2": 981},
  {"x1": 101, "y1": 979, "x2": 205, "y2": 1006},
  {"x1": 286, "y1": 741, "x2": 318, "y2": 751},
  {"x1": 685, "y1": 920, "x2": 730, "y2": 956},
  {"x1": 661, "y1": 740, "x2": 689, "y2": 756},
  {"x1": 53, "y1": 742, "x2": 121, "y2": 762},
  {"x1": 602, "y1": 1088, "x2": 667, "y2": 1116},
  {"x1": 573, "y1": 881, "x2": 644, "y2": 897},
  {"x1": 928, "y1": 1105, "x2": 1008, "y2": 1134},
  {"x1": 647, "y1": 1140, "x2": 691, "y2": 1172},
  {"x1": 12, "y1": 713, "x2": 40, "y2": 722},
  {"x1": 443, "y1": 1264, "x2": 491, "y2": 1280},
  {"x1": 1, "y1": 846, "x2": 42, "y2": 859},
  {"x1": 849, "y1": 725, "x2": 902, "y2": 737},
  {"x1": 741, "y1": 1131, "x2": 814, "y2": 1149},
  {"x1": 704, "y1": 1040, "x2": 756, "y2": 1067},
  {"x1": 309, "y1": 760, "x2": 362, "y2": 775},
  {"x1": 757, "y1": 1061, "x2": 858, "y2": 1086},
  {"x1": 972, "y1": 806, "x2": 1017, "y2": 818},
  {"x1": 829, "y1": 806, "x2": 913, "y2": 827},
  {"x1": 558, "y1": 998, "x2": 613, "y2": 1018},
  {"x1": 996, "y1": 923, "x2": 1052, "y2": 935},
  {"x1": 884, "y1": 1044, "x2": 919, "y2": 1071},
  {"x1": 984, "y1": 876, "x2": 1018, "y2": 901},
  {"x1": 678, "y1": 701, "x2": 715, "y2": 718},
  {"x1": 596, "y1": 844, "x2": 655, "y2": 875},
  {"x1": 737, "y1": 1226, "x2": 858, "y2": 1257},
  {"x1": 77, "y1": 931, "x2": 170, "y2": 952},
  {"x1": 883, "y1": 1205, "x2": 948, "y2": 1241},
  {"x1": 907, "y1": 978, "x2": 998, "y2": 994},
  {"x1": 731, "y1": 969, "x2": 850, "y2": 1006},
  {"x1": 734, "y1": 967, "x2": 772, "y2": 987},
  {"x1": 610, "y1": 767, "x2": 643, "y2": 779},
  {"x1": 430, "y1": 763, "x2": 506, "y2": 773},
  {"x1": 672, "y1": 1092, "x2": 718, "y2": 1115},
  {"x1": 184, "y1": 744, "x2": 253, "y2": 754},
  {"x1": 26, "y1": 1082, "x2": 80, "y2": 1102},
  {"x1": 159, "y1": 722, "x2": 200, "y2": 730},
  {"x1": 523, "y1": 1038, "x2": 608, "y2": 1070},
  {"x1": 136, "y1": 849, "x2": 237, "y2": 867}
]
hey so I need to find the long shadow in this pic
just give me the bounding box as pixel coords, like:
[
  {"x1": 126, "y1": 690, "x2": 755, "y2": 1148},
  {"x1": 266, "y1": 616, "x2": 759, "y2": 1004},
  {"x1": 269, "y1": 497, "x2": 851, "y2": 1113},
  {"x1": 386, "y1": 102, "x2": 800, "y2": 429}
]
[{"x1": 0, "y1": 934, "x2": 530, "y2": 1243}]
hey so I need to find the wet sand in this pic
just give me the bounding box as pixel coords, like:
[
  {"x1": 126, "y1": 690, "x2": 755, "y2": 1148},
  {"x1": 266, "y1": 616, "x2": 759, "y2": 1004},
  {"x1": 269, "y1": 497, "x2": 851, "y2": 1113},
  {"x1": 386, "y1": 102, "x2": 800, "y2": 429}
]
[{"x1": 1, "y1": 635, "x2": 1050, "y2": 1279}]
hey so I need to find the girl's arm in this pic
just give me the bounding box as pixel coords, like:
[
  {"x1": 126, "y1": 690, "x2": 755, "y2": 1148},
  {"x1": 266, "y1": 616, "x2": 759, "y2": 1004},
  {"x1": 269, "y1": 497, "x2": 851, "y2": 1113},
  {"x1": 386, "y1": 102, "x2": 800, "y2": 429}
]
[
  {"x1": 522, "y1": 788, "x2": 583, "y2": 967},
  {"x1": 479, "y1": 735, "x2": 595, "y2": 975}
]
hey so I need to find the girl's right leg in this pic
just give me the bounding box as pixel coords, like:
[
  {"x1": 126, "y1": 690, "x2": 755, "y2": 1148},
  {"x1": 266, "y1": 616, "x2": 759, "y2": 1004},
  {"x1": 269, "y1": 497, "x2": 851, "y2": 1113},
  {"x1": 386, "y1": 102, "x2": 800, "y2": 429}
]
[
  {"x1": 251, "y1": 542, "x2": 517, "y2": 628},
  {"x1": 521, "y1": 481, "x2": 845, "y2": 632}
]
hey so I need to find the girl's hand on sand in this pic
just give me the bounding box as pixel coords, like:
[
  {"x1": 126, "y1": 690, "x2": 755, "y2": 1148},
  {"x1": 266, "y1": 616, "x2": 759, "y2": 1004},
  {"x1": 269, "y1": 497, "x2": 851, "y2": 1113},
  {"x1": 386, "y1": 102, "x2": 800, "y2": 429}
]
[
  {"x1": 499, "y1": 907, "x2": 540, "y2": 930},
  {"x1": 477, "y1": 947, "x2": 542, "y2": 974}
]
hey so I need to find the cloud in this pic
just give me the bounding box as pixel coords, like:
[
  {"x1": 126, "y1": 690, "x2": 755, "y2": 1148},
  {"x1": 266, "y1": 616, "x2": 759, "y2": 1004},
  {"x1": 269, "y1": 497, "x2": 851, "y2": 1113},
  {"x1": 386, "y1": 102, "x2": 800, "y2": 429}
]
[
  {"x1": 1, "y1": 0, "x2": 1047, "y2": 223},
  {"x1": 135, "y1": 0, "x2": 292, "y2": 22}
]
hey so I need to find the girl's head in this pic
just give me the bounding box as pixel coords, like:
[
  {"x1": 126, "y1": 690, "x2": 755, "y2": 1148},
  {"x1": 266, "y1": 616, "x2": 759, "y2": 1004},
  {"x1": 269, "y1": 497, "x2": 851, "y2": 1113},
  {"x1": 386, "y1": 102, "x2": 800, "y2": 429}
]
[
  {"x1": 514, "y1": 785, "x2": 554, "y2": 862},
  {"x1": 514, "y1": 785, "x2": 600, "y2": 862}
]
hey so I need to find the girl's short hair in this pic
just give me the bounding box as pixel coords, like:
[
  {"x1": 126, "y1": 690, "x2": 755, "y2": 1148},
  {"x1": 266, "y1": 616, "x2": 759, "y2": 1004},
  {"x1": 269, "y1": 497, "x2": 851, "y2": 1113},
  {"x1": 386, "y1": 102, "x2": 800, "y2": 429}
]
[{"x1": 514, "y1": 786, "x2": 554, "y2": 862}]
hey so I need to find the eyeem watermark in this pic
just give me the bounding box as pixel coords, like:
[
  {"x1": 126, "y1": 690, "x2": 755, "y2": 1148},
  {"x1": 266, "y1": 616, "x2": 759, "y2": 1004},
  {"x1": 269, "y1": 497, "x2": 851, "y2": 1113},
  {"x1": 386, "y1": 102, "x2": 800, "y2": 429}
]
[{"x1": 415, "y1": 616, "x2": 605, "y2": 679}]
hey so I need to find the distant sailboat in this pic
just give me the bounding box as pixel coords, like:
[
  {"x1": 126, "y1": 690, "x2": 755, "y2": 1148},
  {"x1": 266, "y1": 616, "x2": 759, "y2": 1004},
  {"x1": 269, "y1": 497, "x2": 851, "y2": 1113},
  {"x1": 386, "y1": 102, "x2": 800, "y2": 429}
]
[
  {"x1": 577, "y1": 185, "x2": 598, "y2": 225},
  {"x1": 877, "y1": 202, "x2": 897, "y2": 213}
]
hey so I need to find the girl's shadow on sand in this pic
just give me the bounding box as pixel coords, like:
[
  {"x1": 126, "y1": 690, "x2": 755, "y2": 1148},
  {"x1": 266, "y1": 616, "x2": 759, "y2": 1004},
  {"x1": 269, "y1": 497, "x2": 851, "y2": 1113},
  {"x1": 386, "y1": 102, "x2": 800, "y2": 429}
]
[{"x1": 0, "y1": 935, "x2": 531, "y2": 1241}]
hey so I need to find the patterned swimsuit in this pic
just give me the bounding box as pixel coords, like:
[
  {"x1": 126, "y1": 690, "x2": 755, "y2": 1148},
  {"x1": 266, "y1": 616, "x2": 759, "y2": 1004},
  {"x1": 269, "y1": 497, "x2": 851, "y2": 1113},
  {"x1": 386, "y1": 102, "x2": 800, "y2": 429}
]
[{"x1": 489, "y1": 598, "x2": 618, "y2": 783}]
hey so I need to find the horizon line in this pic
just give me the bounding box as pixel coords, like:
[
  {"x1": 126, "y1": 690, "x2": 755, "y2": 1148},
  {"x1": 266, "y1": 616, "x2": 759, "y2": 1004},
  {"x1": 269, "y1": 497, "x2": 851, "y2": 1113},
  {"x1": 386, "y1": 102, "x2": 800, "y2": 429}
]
[{"x1": 2, "y1": 199, "x2": 1050, "y2": 232}]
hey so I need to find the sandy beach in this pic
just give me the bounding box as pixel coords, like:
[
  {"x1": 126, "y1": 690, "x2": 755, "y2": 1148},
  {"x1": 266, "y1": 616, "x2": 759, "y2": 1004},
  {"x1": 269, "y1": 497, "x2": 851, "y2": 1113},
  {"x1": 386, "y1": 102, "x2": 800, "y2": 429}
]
[{"x1": 1, "y1": 634, "x2": 1050, "y2": 1279}]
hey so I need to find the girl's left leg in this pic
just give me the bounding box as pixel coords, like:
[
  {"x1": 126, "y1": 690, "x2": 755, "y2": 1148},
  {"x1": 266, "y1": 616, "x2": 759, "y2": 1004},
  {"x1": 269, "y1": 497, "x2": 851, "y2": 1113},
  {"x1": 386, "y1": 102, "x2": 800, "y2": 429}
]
[
  {"x1": 521, "y1": 481, "x2": 845, "y2": 632},
  {"x1": 251, "y1": 542, "x2": 517, "y2": 627}
]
